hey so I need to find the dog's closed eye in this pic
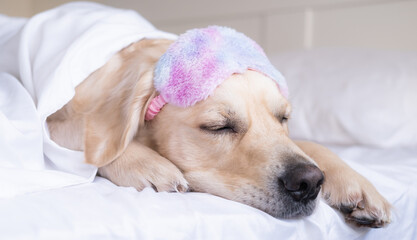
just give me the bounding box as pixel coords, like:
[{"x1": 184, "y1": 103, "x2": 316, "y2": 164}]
[
  {"x1": 279, "y1": 116, "x2": 289, "y2": 124},
  {"x1": 198, "y1": 108, "x2": 246, "y2": 134},
  {"x1": 200, "y1": 123, "x2": 237, "y2": 134}
]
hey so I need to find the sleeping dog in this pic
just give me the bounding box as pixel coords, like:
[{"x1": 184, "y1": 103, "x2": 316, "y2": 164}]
[{"x1": 47, "y1": 34, "x2": 391, "y2": 227}]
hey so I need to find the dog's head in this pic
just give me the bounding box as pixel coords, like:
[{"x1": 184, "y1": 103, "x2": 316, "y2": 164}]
[
  {"x1": 147, "y1": 70, "x2": 324, "y2": 218},
  {"x1": 82, "y1": 39, "x2": 324, "y2": 219}
]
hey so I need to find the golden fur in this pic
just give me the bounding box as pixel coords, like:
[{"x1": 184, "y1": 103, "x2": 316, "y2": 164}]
[{"x1": 48, "y1": 39, "x2": 391, "y2": 227}]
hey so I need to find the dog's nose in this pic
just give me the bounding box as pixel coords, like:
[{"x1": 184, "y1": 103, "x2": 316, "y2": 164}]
[{"x1": 279, "y1": 164, "x2": 324, "y2": 202}]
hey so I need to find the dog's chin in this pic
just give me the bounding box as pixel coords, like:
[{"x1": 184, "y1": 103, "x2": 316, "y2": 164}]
[
  {"x1": 244, "y1": 195, "x2": 318, "y2": 219},
  {"x1": 271, "y1": 197, "x2": 318, "y2": 219},
  {"x1": 232, "y1": 184, "x2": 319, "y2": 219}
]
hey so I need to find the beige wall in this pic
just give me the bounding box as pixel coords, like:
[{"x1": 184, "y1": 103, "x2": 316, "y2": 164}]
[
  {"x1": 0, "y1": 0, "x2": 33, "y2": 16},
  {"x1": 1, "y1": 0, "x2": 417, "y2": 54}
]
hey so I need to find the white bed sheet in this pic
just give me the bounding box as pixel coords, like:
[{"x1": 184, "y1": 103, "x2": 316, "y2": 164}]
[{"x1": 1, "y1": 146, "x2": 415, "y2": 240}]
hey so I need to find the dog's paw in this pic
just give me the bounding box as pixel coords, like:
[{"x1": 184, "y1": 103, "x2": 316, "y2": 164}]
[
  {"x1": 98, "y1": 154, "x2": 189, "y2": 193},
  {"x1": 322, "y1": 170, "x2": 391, "y2": 228},
  {"x1": 145, "y1": 164, "x2": 189, "y2": 193}
]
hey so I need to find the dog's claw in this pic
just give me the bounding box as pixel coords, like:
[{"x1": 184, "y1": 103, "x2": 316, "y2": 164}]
[
  {"x1": 172, "y1": 181, "x2": 189, "y2": 193},
  {"x1": 346, "y1": 216, "x2": 385, "y2": 228},
  {"x1": 346, "y1": 216, "x2": 374, "y2": 226},
  {"x1": 340, "y1": 204, "x2": 354, "y2": 214},
  {"x1": 357, "y1": 200, "x2": 365, "y2": 210}
]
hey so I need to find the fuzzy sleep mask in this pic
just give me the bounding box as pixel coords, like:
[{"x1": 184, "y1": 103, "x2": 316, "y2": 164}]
[{"x1": 145, "y1": 26, "x2": 288, "y2": 120}]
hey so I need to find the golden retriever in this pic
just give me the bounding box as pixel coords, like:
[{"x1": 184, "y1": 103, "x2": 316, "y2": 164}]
[{"x1": 47, "y1": 38, "x2": 391, "y2": 227}]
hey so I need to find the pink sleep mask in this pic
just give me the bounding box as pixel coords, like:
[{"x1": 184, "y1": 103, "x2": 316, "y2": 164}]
[{"x1": 146, "y1": 26, "x2": 288, "y2": 120}]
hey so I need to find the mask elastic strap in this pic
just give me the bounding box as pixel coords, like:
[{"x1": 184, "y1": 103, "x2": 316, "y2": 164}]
[{"x1": 145, "y1": 95, "x2": 167, "y2": 121}]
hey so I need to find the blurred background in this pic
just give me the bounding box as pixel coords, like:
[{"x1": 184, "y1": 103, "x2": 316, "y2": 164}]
[{"x1": 1, "y1": 0, "x2": 416, "y2": 56}]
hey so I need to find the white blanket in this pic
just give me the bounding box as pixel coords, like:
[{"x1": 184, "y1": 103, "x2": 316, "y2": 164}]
[
  {"x1": 0, "y1": 2, "x2": 176, "y2": 197},
  {"x1": 0, "y1": 146, "x2": 415, "y2": 239}
]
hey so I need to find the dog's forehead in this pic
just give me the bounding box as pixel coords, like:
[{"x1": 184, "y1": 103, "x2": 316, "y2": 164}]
[{"x1": 210, "y1": 71, "x2": 288, "y2": 112}]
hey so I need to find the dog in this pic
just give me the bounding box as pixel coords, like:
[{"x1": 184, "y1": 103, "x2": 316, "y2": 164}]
[{"x1": 47, "y1": 34, "x2": 391, "y2": 227}]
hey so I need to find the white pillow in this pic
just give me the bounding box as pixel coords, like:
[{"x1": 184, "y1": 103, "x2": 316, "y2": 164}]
[{"x1": 271, "y1": 48, "x2": 417, "y2": 148}]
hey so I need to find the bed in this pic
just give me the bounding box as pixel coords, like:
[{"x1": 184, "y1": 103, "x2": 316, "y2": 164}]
[{"x1": 1, "y1": 3, "x2": 417, "y2": 240}]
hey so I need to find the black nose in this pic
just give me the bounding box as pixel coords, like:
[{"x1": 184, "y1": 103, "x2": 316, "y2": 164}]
[{"x1": 279, "y1": 164, "x2": 324, "y2": 202}]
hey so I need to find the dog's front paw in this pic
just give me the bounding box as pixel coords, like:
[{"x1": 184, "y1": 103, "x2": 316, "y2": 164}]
[
  {"x1": 138, "y1": 160, "x2": 189, "y2": 193},
  {"x1": 98, "y1": 153, "x2": 189, "y2": 193},
  {"x1": 322, "y1": 169, "x2": 391, "y2": 228}
]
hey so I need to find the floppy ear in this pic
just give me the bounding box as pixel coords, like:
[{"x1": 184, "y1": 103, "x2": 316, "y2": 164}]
[
  {"x1": 82, "y1": 69, "x2": 155, "y2": 167},
  {"x1": 71, "y1": 39, "x2": 172, "y2": 167}
]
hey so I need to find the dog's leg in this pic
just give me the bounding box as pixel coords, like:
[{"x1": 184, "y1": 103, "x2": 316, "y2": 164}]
[
  {"x1": 98, "y1": 140, "x2": 188, "y2": 192},
  {"x1": 295, "y1": 141, "x2": 391, "y2": 228}
]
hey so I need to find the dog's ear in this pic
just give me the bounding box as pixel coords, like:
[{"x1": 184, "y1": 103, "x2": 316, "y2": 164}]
[
  {"x1": 82, "y1": 69, "x2": 155, "y2": 167},
  {"x1": 71, "y1": 39, "x2": 171, "y2": 167}
]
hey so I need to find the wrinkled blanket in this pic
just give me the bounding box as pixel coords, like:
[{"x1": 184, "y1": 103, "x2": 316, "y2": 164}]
[{"x1": 0, "y1": 2, "x2": 176, "y2": 197}]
